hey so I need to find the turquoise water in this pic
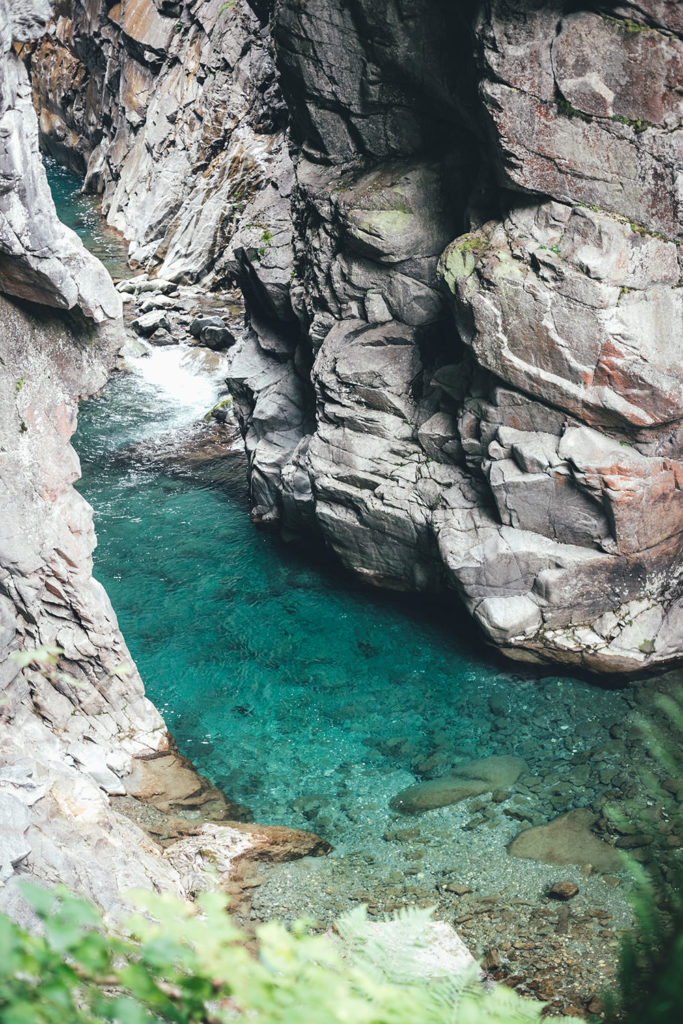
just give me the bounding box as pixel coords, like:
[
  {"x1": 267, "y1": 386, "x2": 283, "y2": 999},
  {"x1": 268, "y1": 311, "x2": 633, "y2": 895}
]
[
  {"x1": 74, "y1": 347, "x2": 517, "y2": 824},
  {"x1": 73, "y1": 344, "x2": 634, "y2": 852},
  {"x1": 52, "y1": 164, "x2": 632, "y2": 849},
  {"x1": 44, "y1": 158, "x2": 131, "y2": 279}
]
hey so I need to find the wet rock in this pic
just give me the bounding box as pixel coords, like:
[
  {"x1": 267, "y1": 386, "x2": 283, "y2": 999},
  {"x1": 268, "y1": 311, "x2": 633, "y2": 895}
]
[
  {"x1": 391, "y1": 777, "x2": 490, "y2": 814},
  {"x1": 189, "y1": 316, "x2": 237, "y2": 351},
  {"x1": 291, "y1": 793, "x2": 332, "y2": 819},
  {"x1": 132, "y1": 309, "x2": 172, "y2": 336},
  {"x1": 547, "y1": 881, "x2": 580, "y2": 901},
  {"x1": 459, "y1": 756, "x2": 528, "y2": 788},
  {"x1": 138, "y1": 294, "x2": 177, "y2": 313},
  {"x1": 441, "y1": 883, "x2": 473, "y2": 896},
  {"x1": 148, "y1": 327, "x2": 175, "y2": 346},
  {"x1": 508, "y1": 810, "x2": 620, "y2": 872},
  {"x1": 391, "y1": 756, "x2": 527, "y2": 814}
]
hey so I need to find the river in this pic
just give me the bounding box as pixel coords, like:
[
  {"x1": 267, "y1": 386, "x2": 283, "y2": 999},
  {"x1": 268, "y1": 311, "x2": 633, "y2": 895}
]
[{"x1": 50, "y1": 159, "x2": 642, "y2": 1009}]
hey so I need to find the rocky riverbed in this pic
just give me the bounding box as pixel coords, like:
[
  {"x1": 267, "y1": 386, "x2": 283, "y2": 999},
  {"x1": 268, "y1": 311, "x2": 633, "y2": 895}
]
[{"x1": 66, "y1": 266, "x2": 682, "y2": 1017}]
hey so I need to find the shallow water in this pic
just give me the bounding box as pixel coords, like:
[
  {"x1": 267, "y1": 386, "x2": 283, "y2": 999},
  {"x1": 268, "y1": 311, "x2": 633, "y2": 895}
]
[{"x1": 44, "y1": 158, "x2": 131, "y2": 279}]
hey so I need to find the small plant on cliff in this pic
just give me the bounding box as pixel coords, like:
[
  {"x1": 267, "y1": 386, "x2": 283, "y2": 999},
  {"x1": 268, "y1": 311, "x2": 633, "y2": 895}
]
[{"x1": 556, "y1": 95, "x2": 592, "y2": 123}]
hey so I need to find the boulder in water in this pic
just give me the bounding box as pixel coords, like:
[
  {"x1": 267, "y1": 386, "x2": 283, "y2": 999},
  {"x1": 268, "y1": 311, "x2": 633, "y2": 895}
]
[
  {"x1": 132, "y1": 309, "x2": 172, "y2": 336},
  {"x1": 508, "y1": 809, "x2": 620, "y2": 872},
  {"x1": 189, "y1": 315, "x2": 236, "y2": 351},
  {"x1": 390, "y1": 755, "x2": 527, "y2": 814}
]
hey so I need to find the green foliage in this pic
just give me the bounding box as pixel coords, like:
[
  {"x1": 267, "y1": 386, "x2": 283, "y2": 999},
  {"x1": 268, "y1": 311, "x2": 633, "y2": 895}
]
[
  {"x1": 10, "y1": 644, "x2": 91, "y2": 689},
  {"x1": 10, "y1": 644, "x2": 63, "y2": 670},
  {"x1": 603, "y1": 691, "x2": 683, "y2": 1024},
  {"x1": 454, "y1": 234, "x2": 485, "y2": 255},
  {"x1": 14, "y1": 376, "x2": 28, "y2": 433},
  {"x1": 218, "y1": 0, "x2": 237, "y2": 15},
  {"x1": 0, "y1": 888, "x2": 571, "y2": 1024},
  {"x1": 556, "y1": 96, "x2": 592, "y2": 123},
  {"x1": 602, "y1": 14, "x2": 652, "y2": 34}
]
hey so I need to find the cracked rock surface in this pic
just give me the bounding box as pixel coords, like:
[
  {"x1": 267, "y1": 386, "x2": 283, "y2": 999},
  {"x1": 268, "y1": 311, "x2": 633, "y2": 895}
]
[{"x1": 22, "y1": 0, "x2": 683, "y2": 672}]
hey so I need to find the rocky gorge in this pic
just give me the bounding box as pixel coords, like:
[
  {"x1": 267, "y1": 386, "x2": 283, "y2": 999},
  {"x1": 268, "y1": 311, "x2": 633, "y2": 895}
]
[
  {"x1": 0, "y1": 0, "x2": 325, "y2": 928},
  {"x1": 1, "y1": 0, "x2": 682, "y2": 1016},
  {"x1": 20, "y1": 0, "x2": 683, "y2": 673}
]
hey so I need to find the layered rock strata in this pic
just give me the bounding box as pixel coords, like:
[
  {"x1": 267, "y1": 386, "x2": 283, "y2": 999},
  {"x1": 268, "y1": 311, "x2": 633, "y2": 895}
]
[
  {"x1": 0, "y1": 0, "x2": 322, "y2": 924},
  {"x1": 25, "y1": 0, "x2": 683, "y2": 672}
]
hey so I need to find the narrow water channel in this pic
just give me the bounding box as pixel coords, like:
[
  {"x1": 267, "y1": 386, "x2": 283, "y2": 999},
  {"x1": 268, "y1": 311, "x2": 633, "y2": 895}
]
[{"x1": 52, "y1": 161, "x2": 642, "y2": 1004}]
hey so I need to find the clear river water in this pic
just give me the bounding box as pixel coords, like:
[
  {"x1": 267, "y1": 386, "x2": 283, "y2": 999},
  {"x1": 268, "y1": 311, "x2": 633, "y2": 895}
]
[{"x1": 49, "y1": 160, "x2": 645, "y2": 1004}]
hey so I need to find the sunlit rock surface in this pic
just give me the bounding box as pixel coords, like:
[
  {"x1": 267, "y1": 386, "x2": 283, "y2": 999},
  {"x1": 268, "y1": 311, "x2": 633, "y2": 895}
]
[{"x1": 22, "y1": 0, "x2": 291, "y2": 286}]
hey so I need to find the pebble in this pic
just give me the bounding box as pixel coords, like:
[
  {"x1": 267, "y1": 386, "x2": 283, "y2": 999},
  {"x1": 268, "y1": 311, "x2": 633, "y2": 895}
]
[
  {"x1": 547, "y1": 881, "x2": 579, "y2": 901},
  {"x1": 441, "y1": 883, "x2": 473, "y2": 896},
  {"x1": 602, "y1": 875, "x2": 622, "y2": 887}
]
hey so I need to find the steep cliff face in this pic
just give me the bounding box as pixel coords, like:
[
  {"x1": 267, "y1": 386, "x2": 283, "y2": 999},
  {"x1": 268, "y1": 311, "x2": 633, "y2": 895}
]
[
  {"x1": 229, "y1": 0, "x2": 683, "y2": 673},
  {"x1": 22, "y1": 0, "x2": 291, "y2": 286},
  {"x1": 0, "y1": 1, "x2": 287, "y2": 921},
  {"x1": 25, "y1": 0, "x2": 683, "y2": 673}
]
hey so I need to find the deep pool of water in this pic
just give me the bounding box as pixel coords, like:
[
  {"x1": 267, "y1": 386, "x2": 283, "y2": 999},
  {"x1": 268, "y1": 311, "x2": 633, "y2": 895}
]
[
  {"x1": 73, "y1": 346, "x2": 529, "y2": 825},
  {"x1": 44, "y1": 155, "x2": 630, "y2": 840}
]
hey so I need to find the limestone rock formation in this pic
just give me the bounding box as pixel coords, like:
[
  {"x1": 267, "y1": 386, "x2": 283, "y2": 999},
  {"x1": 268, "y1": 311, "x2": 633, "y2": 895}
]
[{"x1": 24, "y1": 1, "x2": 683, "y2": 672}]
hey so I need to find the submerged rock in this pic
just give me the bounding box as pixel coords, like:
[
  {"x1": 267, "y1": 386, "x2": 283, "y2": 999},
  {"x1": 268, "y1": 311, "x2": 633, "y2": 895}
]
[
  {"x1": 391, "y1": 756, "x2": 527, "y2": 814},
  {"x1": 508, "y1": 810, "x2": 620, "y2": 873}
]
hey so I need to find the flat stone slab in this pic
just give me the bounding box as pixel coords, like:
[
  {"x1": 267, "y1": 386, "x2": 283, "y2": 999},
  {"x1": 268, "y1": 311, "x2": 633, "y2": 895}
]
[
  {"x1": 390, "y1": 755, "x2": 527, "y2": 814},
  {"x1": 508, "y1": 809, "x2": 620, "y2": 872}
]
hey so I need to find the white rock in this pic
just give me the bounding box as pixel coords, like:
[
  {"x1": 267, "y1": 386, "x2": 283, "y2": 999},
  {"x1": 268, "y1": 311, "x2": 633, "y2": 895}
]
[{"x1": 476, "y1": 595, "x2": 543, "y2": 641}]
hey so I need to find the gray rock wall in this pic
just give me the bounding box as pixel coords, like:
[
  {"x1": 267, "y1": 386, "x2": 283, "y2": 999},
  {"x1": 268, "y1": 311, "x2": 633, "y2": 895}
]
[
  {"x1": 22, "y1": 0, "x2": 291, "y2": 287},
  {"x1": 26, "y1": 0, "x2": 683, "y2": 673},
  {"x1": 0, "y1": 0, "x2": 264, "y2": 920},
  {"x1": 225, "y1": 0, "x2": 683, "y2": 673}
]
